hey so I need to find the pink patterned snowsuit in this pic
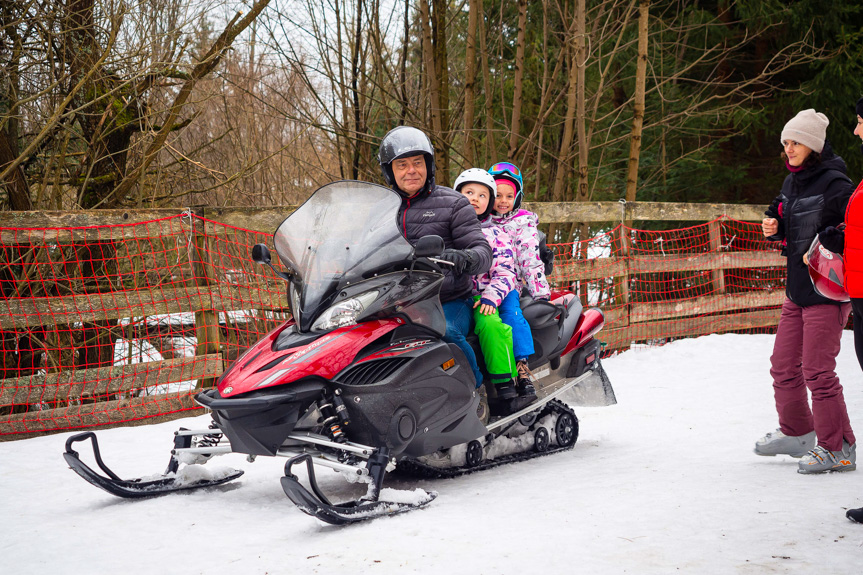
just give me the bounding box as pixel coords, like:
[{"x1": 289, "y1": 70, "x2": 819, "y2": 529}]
[
  {"x1": 488, "y1": 209, "x2": 550, "y2": 300},
  {"x1": 472, "y1": 226, "x2": 518, "y2": 305}
]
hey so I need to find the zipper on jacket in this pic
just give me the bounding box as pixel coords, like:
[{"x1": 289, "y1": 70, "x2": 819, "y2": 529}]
[{"x1": 402, "y1": 198, "x2": 410, "y2": 238}]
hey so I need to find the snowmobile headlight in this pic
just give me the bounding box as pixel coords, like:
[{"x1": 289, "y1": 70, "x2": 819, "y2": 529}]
[
  {"x1": 290, "y1": 284, "x2": 301, "y2": 324},
  {"x1": 311, "y1": 290, "x2": 379, "y2": 332}
]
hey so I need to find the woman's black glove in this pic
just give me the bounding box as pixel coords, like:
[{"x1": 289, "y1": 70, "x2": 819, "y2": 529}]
[
  {"x1": 439, "y1": 248, "x2": 477, "y2": 275},
  {"x1": 818, "y1": 226, "x2": 845, "y2": 255}
]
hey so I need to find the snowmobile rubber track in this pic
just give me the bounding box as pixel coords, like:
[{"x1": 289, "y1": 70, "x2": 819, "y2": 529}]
[
  {"x1": 63, "y1": 431, "x2": 244, "y2": 499},
  {"x1": 395, "y1": 399, "x2": 578, "y2": 479}
]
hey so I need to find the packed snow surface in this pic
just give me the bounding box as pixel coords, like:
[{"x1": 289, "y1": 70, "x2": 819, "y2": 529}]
[{"x1": 3, "y1": 333, "x2": 862, "y2": 574}]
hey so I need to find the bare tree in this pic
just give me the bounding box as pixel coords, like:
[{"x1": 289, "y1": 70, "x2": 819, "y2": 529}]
[{"x1": 624, "y1": 0, "x2": 649, "y2": 203}]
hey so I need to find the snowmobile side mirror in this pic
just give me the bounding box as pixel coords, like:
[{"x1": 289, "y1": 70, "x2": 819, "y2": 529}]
[
  {"x1": 252, "y1": 244, "x2": 271, "y2": 265},
  {"x1": 252, "y1": 243, "x2": 292, "y2": 281},
  {"x1": 414, "y1": 235, "x2": 444, "y2": 258}
]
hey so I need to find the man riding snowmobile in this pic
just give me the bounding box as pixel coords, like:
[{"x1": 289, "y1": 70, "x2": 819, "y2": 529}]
[{"x1": 378, "y1": 126, "x2": 492, "y2": 390}]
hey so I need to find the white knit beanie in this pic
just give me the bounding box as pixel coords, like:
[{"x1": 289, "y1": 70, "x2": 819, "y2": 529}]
[{"x1": 780, "y1": 109, "x2": 829, "y2": 153}]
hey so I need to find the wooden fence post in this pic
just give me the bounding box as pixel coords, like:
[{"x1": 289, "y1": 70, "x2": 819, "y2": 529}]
[
  {"x1": 617, "y1": 200, "x2": 631, "y2": 305},
  {"x1": 708, "y1": 219, "x2": 726, "y2": 295},
  {"x1": 189, "y1": 209, "x2": 222, "y2": 389}
]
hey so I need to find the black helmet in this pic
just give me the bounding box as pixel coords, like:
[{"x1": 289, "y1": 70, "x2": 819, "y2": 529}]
[{"x1": 378, "y1": 126, "x2": 436, "y2": 196}]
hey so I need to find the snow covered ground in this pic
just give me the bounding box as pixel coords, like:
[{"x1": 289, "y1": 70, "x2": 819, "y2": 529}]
[{"x1": 2, "y1": 332, "x2": 862, "y2": 574}]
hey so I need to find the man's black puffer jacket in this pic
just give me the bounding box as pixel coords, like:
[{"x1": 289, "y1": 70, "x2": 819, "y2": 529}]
[
  {"x1": 399, "y1": 184, "x2": 492, "y2": 302},
  {"x1": 764, "y1": 142, "x2": 853, "y2": 307}
]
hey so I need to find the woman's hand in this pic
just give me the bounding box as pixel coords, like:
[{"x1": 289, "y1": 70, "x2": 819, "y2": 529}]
[{"x1": 762, "y1": 218, "x2": 779, "y2": 237}]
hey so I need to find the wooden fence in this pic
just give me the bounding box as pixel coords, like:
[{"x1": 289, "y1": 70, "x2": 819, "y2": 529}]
[{"x1": 0, "y1": 200, "x2": 782, "y2": 438}]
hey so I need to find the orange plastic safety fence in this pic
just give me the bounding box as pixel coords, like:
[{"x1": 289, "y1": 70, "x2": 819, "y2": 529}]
[
  {"x1": 548, "y1": 218, "x2": 786, "y2": 353},
  {"x1": 0, "y1": 214, "x2": 787, "y2": 436},
  {"x1": 0, "y1": 214, "x2": 288, "y2": 436}
]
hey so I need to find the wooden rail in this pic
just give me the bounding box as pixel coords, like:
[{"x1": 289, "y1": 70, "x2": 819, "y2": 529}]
[
  {"x1": 0, "y1": 200, "x2": 767, "y2": 234},
  {"x1": 0, "y1": 200, "x2": 781, "y2": 438}
]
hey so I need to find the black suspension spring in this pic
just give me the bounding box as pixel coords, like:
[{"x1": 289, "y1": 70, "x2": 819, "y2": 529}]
[
  {"x1": 318, "y1": 392, "x2": 348, "y2": 443},
  {"x1": 197, "y1": 422, "x2": 222, "y2": 449}
]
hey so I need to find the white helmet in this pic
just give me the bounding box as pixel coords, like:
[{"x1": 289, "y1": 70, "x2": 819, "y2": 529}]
[
  {"x1": 453, "y1": 168, "x2": 497, "y2": 197},
  {"x1": 453, "y1": 168, "x2": 497, "y2": 219}
]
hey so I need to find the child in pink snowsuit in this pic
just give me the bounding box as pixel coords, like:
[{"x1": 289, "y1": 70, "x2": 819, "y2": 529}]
[
  {"x1": 454, "y1": 168, "x2": 527, "y2": 411},
  {"x1": 486, "y1": 161, "x2": 551, "y2": 395}
]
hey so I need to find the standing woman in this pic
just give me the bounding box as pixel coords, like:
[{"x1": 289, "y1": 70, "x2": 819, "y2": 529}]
[{"x1": 754, "y1": 109, "x2": 856, "y2": 475}]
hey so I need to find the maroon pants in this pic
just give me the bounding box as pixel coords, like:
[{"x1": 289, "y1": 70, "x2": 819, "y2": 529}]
[{"x1": 770, "y1": 298, "x2": 855, "y2": 451}]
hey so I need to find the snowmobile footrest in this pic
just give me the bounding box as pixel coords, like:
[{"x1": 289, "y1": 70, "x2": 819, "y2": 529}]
[
  {"x1": 281, "y1": 453, "x2": 435, "y2": 525},
  {"x1": 63, "y1": 431, "x2": 243, "y2": 499}
]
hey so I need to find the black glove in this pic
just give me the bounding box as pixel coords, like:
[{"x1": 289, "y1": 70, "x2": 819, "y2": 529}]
[
  {"x1": 818, "y1": 226, "x2": 845, "y2": 255},
  {"x1": 537, "y1": 231, "x2": 555, "y2": 276},
  {"x1": 438, "y1": 248, "x2": 476, "y2": 275}
]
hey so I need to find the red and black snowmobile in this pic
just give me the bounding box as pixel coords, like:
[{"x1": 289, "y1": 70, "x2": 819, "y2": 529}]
[{"x1": 63, "y1": 181, "x2": 616, "y2": 524}]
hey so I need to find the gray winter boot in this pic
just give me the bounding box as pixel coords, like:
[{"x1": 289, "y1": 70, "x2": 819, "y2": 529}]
[
  {"x1": 797, "y1": 443, "x2": 856, "y2": 474},
  {"x1": 754, "y1": 428, "x2": 816, "y2": 457}
]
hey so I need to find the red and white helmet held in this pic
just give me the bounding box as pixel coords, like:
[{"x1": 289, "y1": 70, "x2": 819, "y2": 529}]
[{"x1": 807, "y1": 235, "x2": 849, "y2": 302}]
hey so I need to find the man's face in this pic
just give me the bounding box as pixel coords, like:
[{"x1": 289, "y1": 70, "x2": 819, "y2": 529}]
[{"x1": 391, "y1": 155, "x2": 427, "y2": 196}]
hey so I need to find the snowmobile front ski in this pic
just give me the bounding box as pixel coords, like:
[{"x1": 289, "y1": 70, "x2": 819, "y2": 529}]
[
  {"x1": 63, "y1": 431, "x2": 243, "y2": 499},
  {"x1": 281, "y1": 451, "x2": 436, "y2": 525}
]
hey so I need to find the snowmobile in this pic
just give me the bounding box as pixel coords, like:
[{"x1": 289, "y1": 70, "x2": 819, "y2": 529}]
[{"x1": 63, "y1": 181, "x2": 616, "y2": 525}]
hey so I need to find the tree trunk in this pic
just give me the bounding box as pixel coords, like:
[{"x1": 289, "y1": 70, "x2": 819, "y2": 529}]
[
  {"x1": 551, "y1": 15, "x2": 578, "y2": 202},
  {"x1": 0, "y1": 9, "x2": 30, "y2": 211},
  {"x1": 431, "y1": 0, "x2": 450, "y2": 185},
  {"x1": 399, "y1": 0, "x2": 410, "y2": 123},
  {"x1": 575, "y1": 0, "x2": 588, "y2": 203},
  {"x1": 0, "y1": 134, "x2": 30, "y2": 211},
  {"x1": 420, "y1": 0, "x2": 444, "y2": 178},
  {"x1": 508, "y1": 0, "x2": 528, "y2": 158},
  {"x1": 478, "y1": 0, "x2": 495, "y2": 164},
  {"x1": 625, "y1": 1, "x2": 649, "y2": 203},
  {"x1": 335, "y1": 0, "x2": 350, "y2": 178},
  {"x1": 350, "y1": 0, "x2": 364, "y2": 179},
  {"x1": 462, "y1": 0, "x2": 480, "y2": 165}
]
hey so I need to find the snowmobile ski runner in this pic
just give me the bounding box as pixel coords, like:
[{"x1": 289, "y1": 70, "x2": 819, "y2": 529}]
[
  {"x1": 62, "y1": 181, "x2": 615, "y2": 524},
  {"x1": 63, "y1": 431, "x2": 243, "y2": 498}
]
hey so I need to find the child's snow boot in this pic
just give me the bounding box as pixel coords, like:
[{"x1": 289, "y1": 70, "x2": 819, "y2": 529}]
[
  {"x1": 847, "y1": 506, "x2": 863, "y2": 523},
  {"x1": 515, "y1": 361, "x2": 537, "y2": 402},
  {"x1": 797, "y1": 442, "x2": 856, "y2": 474},
  {"x1": 754, "y1": 428, "x2": 815, "y2": 457}
]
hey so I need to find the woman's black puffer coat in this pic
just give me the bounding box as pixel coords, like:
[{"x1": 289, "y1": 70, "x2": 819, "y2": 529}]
[{"x1": 765, "y1": 142, "x2": 853, "y2": 307}]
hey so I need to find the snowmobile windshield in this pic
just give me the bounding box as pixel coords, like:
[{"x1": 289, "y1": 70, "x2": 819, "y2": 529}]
[{"x1": 273, "y1": 181, "x2": 414, "y2": 330}]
